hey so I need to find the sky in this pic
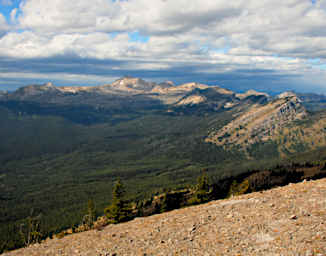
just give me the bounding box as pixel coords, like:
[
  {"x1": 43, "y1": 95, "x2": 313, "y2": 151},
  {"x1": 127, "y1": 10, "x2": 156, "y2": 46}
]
[{"x1": 0, "y1": 0, "x2": 326, "y2": 93}]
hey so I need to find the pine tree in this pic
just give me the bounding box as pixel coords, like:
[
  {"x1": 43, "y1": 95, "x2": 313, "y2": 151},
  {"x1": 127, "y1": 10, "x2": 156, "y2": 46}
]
[
  {"x1": 82, "y1": 199, "x2": 96, "y2": 229},
  {"x1": 160, "y1": 193, "x2": 170, "y2": 213},
  {"x1": 228, "y1": 179, "x2": 249, "y2": 197},
  {"x1": 188, "y1": 170, "x2": 211, "y2": 205},
  {"x1": 195, "y1": 170, "x2": 210, "y2": 203},
  {"x1": 88, "y1": 199, "x2": 96, "y2": 224},
  {"x1": 19, "y1": 209, "x2": 42, "y2": 247},
  {"x1": 104, "y1": 179, "x2": 130, "y2": 224}
]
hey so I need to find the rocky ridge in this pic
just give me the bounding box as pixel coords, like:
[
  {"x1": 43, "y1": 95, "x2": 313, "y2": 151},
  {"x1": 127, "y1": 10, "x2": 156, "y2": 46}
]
[
  {"x1": 1, "y1": 77, "x2": 278, "y2": 110},
  {"x1": 4, "y1": 178, "x2": 326, "y2": 256},
  {"x1": 11, "y1": 82, "x2": 62, "y2": 99},
  {"x1": 236, "y1": 89, "x2": 270, "y2": 100},
  {"x1": 206, "y1": 94, "x2": 307, "y2": 148},
  {"x1": 2, "y1": 77, "x2": 239, "y2": 106}
]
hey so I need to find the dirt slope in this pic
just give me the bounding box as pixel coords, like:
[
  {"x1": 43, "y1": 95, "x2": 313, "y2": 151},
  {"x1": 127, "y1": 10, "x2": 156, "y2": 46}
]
[{"x1": 4, "y1": 178, "x2": 326, "y2": 256}]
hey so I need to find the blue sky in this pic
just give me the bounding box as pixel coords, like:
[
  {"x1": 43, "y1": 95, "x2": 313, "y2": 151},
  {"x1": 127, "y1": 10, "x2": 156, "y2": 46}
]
[
  {"x1": 0, "y1": 0, "x2": 19, "y2": 22},
  {"x1": 0, "y1": 0, "x2": 326, "y2": 94}
]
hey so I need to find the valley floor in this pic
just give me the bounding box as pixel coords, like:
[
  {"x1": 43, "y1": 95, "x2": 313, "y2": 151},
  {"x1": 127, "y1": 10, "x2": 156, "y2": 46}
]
[{"x1": 4, "y1": 178, "x2": 326, "y2": 256}]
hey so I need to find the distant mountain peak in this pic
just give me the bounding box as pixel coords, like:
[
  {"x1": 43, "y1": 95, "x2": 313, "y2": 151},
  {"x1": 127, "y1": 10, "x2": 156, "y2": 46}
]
[
  {"x1": 277, "y1": 91, "x2": 298, "y2": 99},
  {"x1": 164, "y1": 81, "x2": 174, "y2": 86},
  {"x1": 110, "y1": 77, "x2": 156, "y2": 92},
  {"x1": 236, "y1": 89, "x2": 270, "y2": 100},
  {"x1": 44, "y1": 82, "x2": 54, "y2": 87},
  {"x1": 158, "y1": 81, "x2": 175, "y2": 88},
  {"x1": 11, "y1": 82, "x2": 61, "y2": 100}
]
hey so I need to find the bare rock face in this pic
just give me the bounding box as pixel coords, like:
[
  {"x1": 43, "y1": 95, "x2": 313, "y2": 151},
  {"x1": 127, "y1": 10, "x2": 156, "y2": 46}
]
[
  {"x1": 236, "y1": 89, "x2": 270, "y2": 100},
  {"x1": 4, "y1": 178, "x2": 326, "y2": 255},
  {"x1": 110, "y1": 77, "x2": 157, "y2": 92},
  {"x1": 206, "y1": 93, "x2": 307, "y2": 148},
  {"x1": 177, "y1": 95, "x2": 207, "y2": 106},
  {"x1": 58, "y1": 86, "x2": 91, "y2": 94},
  {"x1": 277, "y1": 91, "x2": 297, "y2": 99}
]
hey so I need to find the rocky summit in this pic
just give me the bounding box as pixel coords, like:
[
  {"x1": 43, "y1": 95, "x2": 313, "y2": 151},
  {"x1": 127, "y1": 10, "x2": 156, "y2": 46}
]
[{"x1": 4, "y1": 178, "x2": 326, "y2": 256}]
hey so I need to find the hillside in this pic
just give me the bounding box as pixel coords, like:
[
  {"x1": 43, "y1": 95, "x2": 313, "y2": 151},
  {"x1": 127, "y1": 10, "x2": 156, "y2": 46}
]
[
  {"x1": 4, "y1": 178, "x2": 326, "y2": 256},
  {"x1": 205, "y1": 94, "x2": 307, "y2": 153}
]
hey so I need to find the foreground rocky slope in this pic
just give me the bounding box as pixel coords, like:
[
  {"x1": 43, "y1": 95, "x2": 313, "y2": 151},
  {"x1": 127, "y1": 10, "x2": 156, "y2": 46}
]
[{"x1": 5, "y1": 178, "x2": 326, "y2": 256}]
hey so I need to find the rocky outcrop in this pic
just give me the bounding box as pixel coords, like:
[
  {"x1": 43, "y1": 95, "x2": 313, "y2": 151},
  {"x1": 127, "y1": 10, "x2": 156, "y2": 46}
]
[
  {"x1": 236, "y1": 89, "x2": 270, "y2": 100},
  {"x1": 206, "y1": 93, "x2": 307, "y2": 147},
  {"x1": 109, "y1": 77, "x2": 157, "y2": 93},
  {"x1": 177, "y1": 95, "x2": 207, "y2": 106},
  {"x1": 277, "y1": 91, "x2": 297, "y2": 99},
  {"x1": 172, "y1": 86, "x2": 243, "y2": 114},
  {"x1": 4, "y1": 178, "x2": 326, "y2": 255}
]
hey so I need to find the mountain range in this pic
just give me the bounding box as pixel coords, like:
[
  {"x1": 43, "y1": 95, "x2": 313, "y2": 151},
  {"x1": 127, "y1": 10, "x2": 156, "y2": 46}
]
[
  {"x1": 1, "y1": 77, "x2": 263, "y2": 108},
  {"x1": 1, "y1": 76, "x2": 325, "y2": 153},
  {"x1": 1, "y1": 77, "x2": 326, "y2": 253}
]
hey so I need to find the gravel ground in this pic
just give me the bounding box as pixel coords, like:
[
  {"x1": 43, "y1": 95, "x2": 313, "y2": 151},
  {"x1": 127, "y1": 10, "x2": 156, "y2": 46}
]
[{"x1": 4, "y1": 178, "x2": 326, "y2": 256}]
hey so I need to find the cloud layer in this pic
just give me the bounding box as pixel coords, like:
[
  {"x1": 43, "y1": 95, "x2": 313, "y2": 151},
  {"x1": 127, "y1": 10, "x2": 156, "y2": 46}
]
[{"x1": 0, "y1": 0, "x2": 326, "y2": 93}]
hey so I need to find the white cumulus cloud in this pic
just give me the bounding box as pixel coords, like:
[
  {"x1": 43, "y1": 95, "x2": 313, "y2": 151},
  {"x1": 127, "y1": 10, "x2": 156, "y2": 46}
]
[
  {"x1": 0, "y1": 13, "x2": 8, "y2": 34},
  {"x1": 0, "y1": 0, "x2": 326, "y2": 92},
  {"x1": 13, "y1": 0, "x2": 326, "y2": 61}
]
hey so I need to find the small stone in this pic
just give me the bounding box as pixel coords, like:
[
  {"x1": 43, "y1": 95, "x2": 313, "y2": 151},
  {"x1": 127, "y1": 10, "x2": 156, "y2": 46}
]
[
  {"x1": 189, "y1": 226, "x2": 196, "y2": 232},
  {"x1": 290, "y1": 215, "x2": 297, "y2": 220}
]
